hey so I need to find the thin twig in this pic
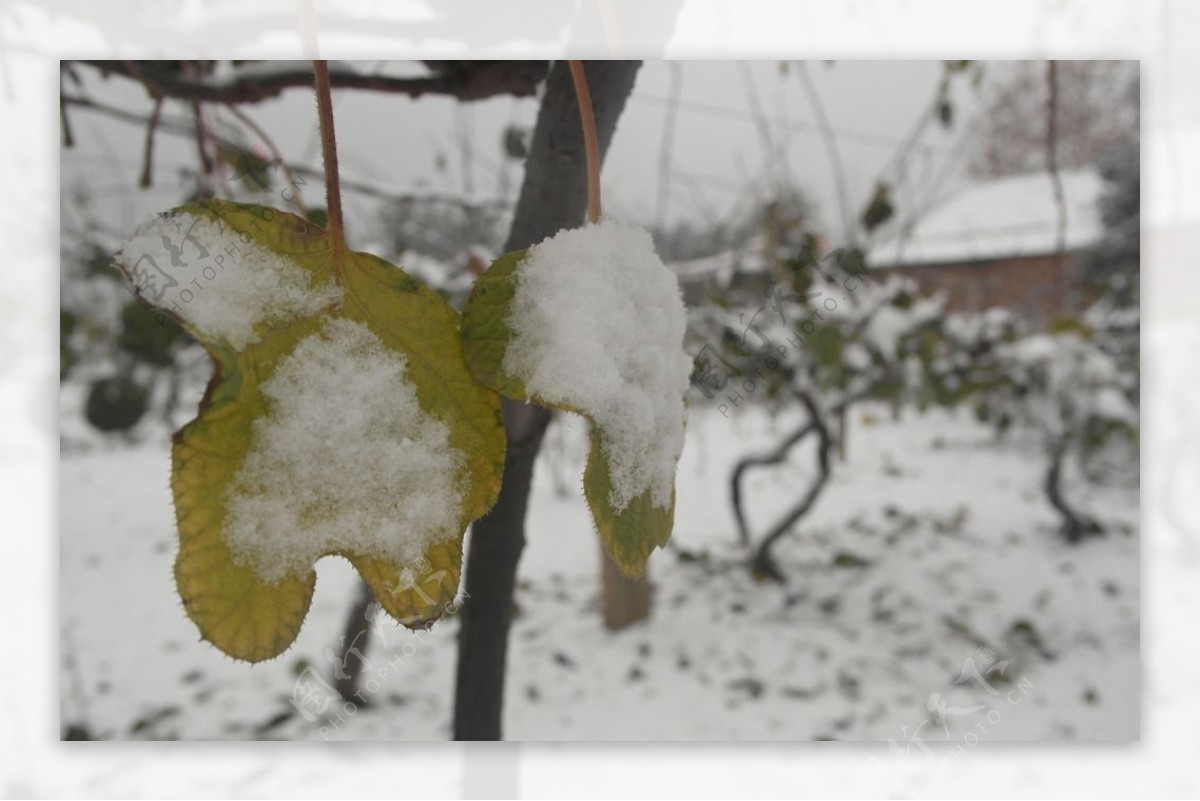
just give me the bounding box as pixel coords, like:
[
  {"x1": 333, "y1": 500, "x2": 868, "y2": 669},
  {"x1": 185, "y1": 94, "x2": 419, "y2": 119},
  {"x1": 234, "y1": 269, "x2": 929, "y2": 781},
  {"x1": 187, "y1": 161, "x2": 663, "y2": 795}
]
[
  {"x1": 60, "y1": 93, "x2": 74, "y2": 148},
  {"x1": 312, "y1": 61, "x2": 346, "y2": 259},
  {"x1": 179, "y1": 64, "x2": 216, "y2": 186},
  {"x1": 139, "y1": 96, "x2": 163, "y2": 188},
  {"x1": 796, "y1": 62, "x2": 855, "y2": 246},
  {"x1": 654, "y1": 61, "x2": 682, "y2": 230},
  {"x1": 1045, "y1": 61, "x2": 1068, "y2": 253},
  {"x1": 455, "y1": 104, "x2": 475, "y2": 196},
  {"x1": 878, "y1": 102, "x2": 935, "y2": 185},
  {"x1": 64, "y1": 92, "x2": 513, "y2": 209},
  {"x1": 190, "y1": 101, "x2": 214, "y2": 186},
  {"x1": 568, "y1": 60, "x2": 602, "y2": 224},
  {"x1": 737, "y1": 61, "x2": 783, "y2": 198},
  {"x1": 126, "y1": 61, "x2": 198, "y2": 191},
  {"x1": 224, "y1": 103, "x2": 308, "y2": 216}
]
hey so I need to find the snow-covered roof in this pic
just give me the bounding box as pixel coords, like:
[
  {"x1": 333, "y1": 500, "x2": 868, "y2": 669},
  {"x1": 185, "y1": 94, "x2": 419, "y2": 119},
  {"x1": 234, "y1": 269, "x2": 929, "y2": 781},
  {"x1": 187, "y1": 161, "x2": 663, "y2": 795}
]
[{"x1": 868, "y1": 169, "x2": 1105, "y2": 268}]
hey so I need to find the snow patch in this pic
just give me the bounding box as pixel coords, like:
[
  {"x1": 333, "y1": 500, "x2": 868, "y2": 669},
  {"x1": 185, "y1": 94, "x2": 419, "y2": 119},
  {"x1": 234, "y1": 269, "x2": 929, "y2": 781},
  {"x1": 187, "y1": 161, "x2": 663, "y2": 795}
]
[
  {"x1": 1007, "y1": 333, "x2": 1059, "y2": 363},
  {"x1": 224, "y1": 317, "x2": 465, "y2": 583},
  {"x1": 864, "y1": 306, "x2": 909, "y2": 358},
  {"x1": 503, "y1": 221, "x2": 691, "y2": 511},
  {"x1": 116, "y1": 212, "x2": 340, "y2": 348},
  {"x1": 1091, "y1": 386, "x2": 1138, "y2": 426},
  {"x1": 996, "y1": 332, "x2": 1137, "y2": 435}
]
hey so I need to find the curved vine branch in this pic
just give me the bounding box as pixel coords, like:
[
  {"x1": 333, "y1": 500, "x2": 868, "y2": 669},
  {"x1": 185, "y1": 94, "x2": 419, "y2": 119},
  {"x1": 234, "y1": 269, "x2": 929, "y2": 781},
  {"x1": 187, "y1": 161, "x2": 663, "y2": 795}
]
[
  {"x1": 730, "y1": 416, "x2": 818, "y2": 547},
  {"x1": 729, "y1": 380, "x2": 881, "y2": 580},
  {"x1": 748, "y1": 391, "x2": 833, "y2": 583}
]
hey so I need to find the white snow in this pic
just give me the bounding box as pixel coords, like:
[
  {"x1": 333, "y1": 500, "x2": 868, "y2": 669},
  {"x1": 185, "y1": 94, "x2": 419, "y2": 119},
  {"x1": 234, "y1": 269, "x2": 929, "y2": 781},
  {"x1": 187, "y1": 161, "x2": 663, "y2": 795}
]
[
  {"x1": 994, "y1": 331, "x2": 1137, "y2": 437},
  {"x1": 224, "y1": 317, "x2": 465, "y2": 583},
  {"x1": 945, "y1": 307, "x2": 1015, "y2": 345},
  {"x1": 115, "y1": 212, "x2": 341, "y2": 348},
  {"x1": 59, "y1": 403, "x2": 1140, "y2": 742},
  {"x1": 1091, "y1": 386, "x2": 1138, "y2": 426},
  {"x1": 503, "y1": 221, "x2": 692, "y2": 511},
  {"x1": 1007, "y1": 333, "x2": 1059, "y2": 363},
  {"x1": 869, "y1": 170, "x2": 1105, "y2": 267},
  {"x1": 864, "y1": 304, "x2": 918, "y2": 358},
  {"x1": 843, "y1": 342, "x2": 872, "y2": 371}
]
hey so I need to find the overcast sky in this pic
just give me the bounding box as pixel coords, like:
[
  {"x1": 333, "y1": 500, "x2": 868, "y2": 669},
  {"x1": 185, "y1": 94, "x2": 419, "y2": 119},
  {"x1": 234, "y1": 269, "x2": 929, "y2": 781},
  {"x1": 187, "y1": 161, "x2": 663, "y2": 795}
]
[{"x1": 61, "y1": 60, "x2": 973, "y2": 252}]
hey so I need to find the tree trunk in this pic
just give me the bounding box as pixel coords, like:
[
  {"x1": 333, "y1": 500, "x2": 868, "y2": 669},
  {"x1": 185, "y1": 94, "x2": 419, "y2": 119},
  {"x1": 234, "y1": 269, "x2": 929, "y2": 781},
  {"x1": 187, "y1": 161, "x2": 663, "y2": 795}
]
[
  {"x1": 452, "y1": 60, "x2": 642, "y2": 741},
  {"x1": 333, "y1": 579, "x2": 374, "y2": 704},
  {"x1": 1044, "y1": 436, "x2": 1103, "y2": 544},
  {"x1": 601, "y1": 545, "x2": 652, "y2": 630}
]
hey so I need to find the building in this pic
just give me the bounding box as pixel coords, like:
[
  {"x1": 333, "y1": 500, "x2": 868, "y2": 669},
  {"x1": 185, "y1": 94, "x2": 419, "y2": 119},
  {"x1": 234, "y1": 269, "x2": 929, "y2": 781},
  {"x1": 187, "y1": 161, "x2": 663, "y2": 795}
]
[{"x1": 867, "y1": 170, "x2": 1105, "y2": 329}]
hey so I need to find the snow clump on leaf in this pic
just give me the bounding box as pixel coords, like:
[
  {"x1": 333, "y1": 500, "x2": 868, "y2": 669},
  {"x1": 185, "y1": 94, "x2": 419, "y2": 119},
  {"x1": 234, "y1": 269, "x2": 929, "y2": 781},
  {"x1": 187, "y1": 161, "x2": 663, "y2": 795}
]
[
  {"x1": 116, "y1": 212, "x2": 340, "y2": 348},
  {"x1": 502, "y1": 221, "x2": 690, "y2": 511},
  {"x1": 225, "y1": 317, "x2": 467, "y2": 583}
]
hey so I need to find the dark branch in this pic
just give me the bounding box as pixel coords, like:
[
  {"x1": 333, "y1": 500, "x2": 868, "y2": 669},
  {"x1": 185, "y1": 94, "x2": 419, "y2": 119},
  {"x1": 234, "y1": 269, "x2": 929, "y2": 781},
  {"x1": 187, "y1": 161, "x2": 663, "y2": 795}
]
[
  {"x1": 60, "y1": 94, "x2": 74, "y2": 148},
  {"x1": 138, "y1": 96, "x2": 163, "y2": 188},
  {"x1": 729, "y1": 380, "x2": 879, "y2": 551},
  {"x1": 1044, "y1": 436, "x2": 1103, "y2": 544},
  {"x1": 76, "y1": 60, "x2": 549, "y2": 104},
  {"x1": 749, "y1": 391, "x2": 834, "y2": 583},
  {"x1": 730, "y1": 416, "x2": 817, "y2": 547}
]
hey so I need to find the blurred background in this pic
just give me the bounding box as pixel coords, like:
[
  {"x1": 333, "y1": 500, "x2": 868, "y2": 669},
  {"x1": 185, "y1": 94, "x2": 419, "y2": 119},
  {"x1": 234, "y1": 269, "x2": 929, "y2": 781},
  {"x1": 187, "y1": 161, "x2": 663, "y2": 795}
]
[{"x1": 59, "y1": 59, "x2": 1139, "y2": 741}]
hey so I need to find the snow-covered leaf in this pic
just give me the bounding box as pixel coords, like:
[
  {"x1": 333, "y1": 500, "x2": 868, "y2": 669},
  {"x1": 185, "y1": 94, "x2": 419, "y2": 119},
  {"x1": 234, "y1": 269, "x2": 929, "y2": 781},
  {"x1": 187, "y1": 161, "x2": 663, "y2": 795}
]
[
  {"x1": 460, "y1": 223, "x2": 690, "y2": 576},
  {"x1": 115, "y1": 199, "x2": 505, "y2": 662}
]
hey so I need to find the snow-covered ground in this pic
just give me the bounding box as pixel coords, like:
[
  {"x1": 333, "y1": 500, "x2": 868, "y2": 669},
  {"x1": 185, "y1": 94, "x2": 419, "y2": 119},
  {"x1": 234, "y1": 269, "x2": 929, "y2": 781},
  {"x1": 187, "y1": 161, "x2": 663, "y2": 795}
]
[{"x1": 59, "y1": 401, "x2": 1138, "y2": 741}]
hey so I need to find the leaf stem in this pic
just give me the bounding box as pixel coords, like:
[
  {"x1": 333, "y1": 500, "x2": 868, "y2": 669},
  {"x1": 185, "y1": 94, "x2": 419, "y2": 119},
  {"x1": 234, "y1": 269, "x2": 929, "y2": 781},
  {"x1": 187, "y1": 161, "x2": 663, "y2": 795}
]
[
  {"x1": 313, "y1": 60, "x2": 345, "y2": 253},
  {"x1": 568, "y1": 60, "x2": 602, "y2": 224}
]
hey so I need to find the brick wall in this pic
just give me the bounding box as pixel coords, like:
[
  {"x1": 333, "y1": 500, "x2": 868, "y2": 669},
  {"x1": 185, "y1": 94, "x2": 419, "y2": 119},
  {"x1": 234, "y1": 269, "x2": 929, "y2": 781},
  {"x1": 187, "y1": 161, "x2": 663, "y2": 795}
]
[{"x1": 873, "y1": 252, "x2": 1097, "y2": 330}]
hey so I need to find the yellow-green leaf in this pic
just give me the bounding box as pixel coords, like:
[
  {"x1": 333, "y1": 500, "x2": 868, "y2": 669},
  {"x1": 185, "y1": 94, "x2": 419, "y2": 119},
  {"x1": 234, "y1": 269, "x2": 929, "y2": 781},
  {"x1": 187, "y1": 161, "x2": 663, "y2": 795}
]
[
  {"x1": 581, "y1": 427, "x2": 675, "y2": 574},
  {"x1": 460, "y1": 247, "x2": 679, "y2": 577},
  {"x1": 118, "y1": 199, "x2": 505, "y2": 662}
]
